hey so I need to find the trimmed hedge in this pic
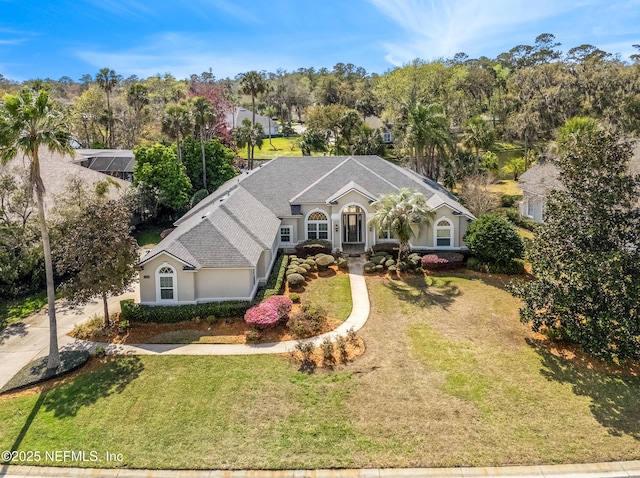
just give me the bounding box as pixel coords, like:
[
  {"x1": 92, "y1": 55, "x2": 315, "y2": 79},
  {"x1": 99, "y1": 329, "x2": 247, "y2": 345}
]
[
  {"x1": 467, "y1": 257, "x2": 526, "y2": 275},
  {"x1": 505, "y1": 208, "x2": 540, "y2": 232},
  {"x1": 371, "y1": 243, "x2": 399, "y2": 256},
  {"x1": 120, "y1": 298, "x2": 251, "y2": 324},
  {"x1": 254, "y1": 254, "x2": 289, "y2": 302},
  {"x1": 295, "y1": 239, "x2": 332, "y2": 257}
]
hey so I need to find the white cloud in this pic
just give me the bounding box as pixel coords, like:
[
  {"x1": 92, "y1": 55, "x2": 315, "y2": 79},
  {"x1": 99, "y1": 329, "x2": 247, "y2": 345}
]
[
  {"x1": 368, "y1": 0, "x2": 589, "y2": 64},
  {"x1": 74, "y1": 33, "x2": 289, "y2": 79}
]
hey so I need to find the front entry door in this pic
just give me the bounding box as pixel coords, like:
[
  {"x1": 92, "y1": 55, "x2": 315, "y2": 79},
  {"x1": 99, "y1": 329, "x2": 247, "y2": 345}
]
[
  {"x1": 347, "y1": 214, "x2": 358, "y2": 242},
  {"x1": 343, "y1": 213, "x2": 362, "y2": 243}
]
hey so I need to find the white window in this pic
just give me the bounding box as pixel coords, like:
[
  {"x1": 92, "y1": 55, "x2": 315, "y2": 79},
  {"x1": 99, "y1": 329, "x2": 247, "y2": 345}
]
[
  {"x1": 157, "y1": 264, "x2": 177, "y2": 301},
  {"x1": 306, "y1": 211, "x2": 329, "y2": 240},
  {"x1": 527, "y1": 199, "x2": 534, "y2": 218},
  {"x1": 382, "y1": 132, "x2": 392, "y2": 143},
  {"x1": 377, "y1": 228, "x2": 392, "y2": 240},
  {"x1": 280, "y1": 225, "x2": 292, "y2": 244},
  {"x1": 435, "y1": 219, "x2": 453, "y2": 247}
]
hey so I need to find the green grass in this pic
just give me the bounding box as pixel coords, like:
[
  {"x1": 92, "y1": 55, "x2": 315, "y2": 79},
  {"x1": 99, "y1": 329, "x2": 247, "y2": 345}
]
[
  {"x1": 0, "y1": 291, "x2": 48, "y2": 331},
  {"x1": 238, "y1": 136, "x2": 325, "y2": 160},
  {"x1": 303, "y1": 273, "x2": 352, "y2": 321},
  {"x1": 132, "y1": 224, "x2": 168, "y2": 247},
  {"x1": 1, "y1": 273, "x2": 640, "y2": 468}
]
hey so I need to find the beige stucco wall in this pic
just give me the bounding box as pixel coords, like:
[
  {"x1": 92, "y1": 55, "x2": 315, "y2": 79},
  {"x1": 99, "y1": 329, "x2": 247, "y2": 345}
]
[
  {"x1": 194, "y1": 268, "x2": 254, "y2": 301},
  {"x1": 139, "y1": 254, "x2": 195, "y2": 304},
  {"x1": 412, "y1": 206, "x2": 470, "y2": 249}
]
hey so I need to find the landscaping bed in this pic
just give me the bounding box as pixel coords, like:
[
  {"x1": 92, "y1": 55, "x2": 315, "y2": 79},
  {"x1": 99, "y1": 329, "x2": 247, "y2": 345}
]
[{"x1": 69, "y1": 265, "x2": 351, "y2": 346}]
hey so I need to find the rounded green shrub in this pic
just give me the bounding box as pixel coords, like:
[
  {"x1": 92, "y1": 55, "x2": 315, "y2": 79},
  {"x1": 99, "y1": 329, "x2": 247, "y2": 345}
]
[
  {"x1": 287, "y1": 273, "x2": 306, "y2": 288},
  {"x1": 375, "y1": 264, "x2": 383, "y2": 271},
  {"x1": 463, "y1": 213, "x2": 524, "y2": 266},
  {"x1": 316, "y1": 254, "x2": 335, "y2": 271},
  {"x1": 295, "y1": 266, "x2": 308, "y2": 276},
  {"x1": 397, "y1": 261, "x2": 408, "y2": 271},
  {"x1": 388, "y1": 265, "x2": 397, "y2": 272},
  {"x1": 372, "y1": 255, "x2": 386, "y2": 265},
  {"x1": 384, "y1": 259, "x2": 395, "y2": 268},
  {"x1": 299, "y1": 263, "x2": 311, "y2": 271},
  {"x1": 363, "y1": 261, "x2": 376, "y2": 273}
]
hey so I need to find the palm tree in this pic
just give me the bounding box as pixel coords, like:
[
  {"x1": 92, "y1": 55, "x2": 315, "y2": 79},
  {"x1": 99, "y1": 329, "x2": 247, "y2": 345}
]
[
  {"x1": 239, "y1": 71, "x2": 266, "y2": 169},
  {"x1": 501, "y1": 157, "x2": 526, "y2": 181},
  {"x1": 191, "y1": 97, "x2": 216, "y2": 191},
  {"x1": 404, "y1": 102, "x2": 451, "y2": 181},
  {"x1": 263, "y1": 105, "x2": 277, "y2": 150},
  {"x1": 462, "y1": 116, "x2": 495, "y2": 172},
  {"x1": 0, "y1": 89, "x2": 73, "y2": 370},
  {"x1": 368, "y1": 188, "x2": 434, "y2": 262},
  {"x1": 555, "y1": 116, "x2": 600, "y2": 156},
  {"x1": 162, "y1": 103, "x2": 192, "y2": 163},
  {"x1": 235, "y1": 118, "x2": 264, "y2": 164},
  {"x1": 95, "y1": 68, "x2": 121, "y2": 147}
]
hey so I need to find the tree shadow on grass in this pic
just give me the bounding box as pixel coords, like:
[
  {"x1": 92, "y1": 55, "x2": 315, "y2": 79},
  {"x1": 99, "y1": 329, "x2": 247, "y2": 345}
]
[
  {"x1": 382, "y1": 275, "x2": 459, "y2": 310},
  {"x1": 42, "y1": 355, "x2": 144, "y2": 418},
  {"x1": 530, "y1": 341, "x2": 640, "y2": 439}
]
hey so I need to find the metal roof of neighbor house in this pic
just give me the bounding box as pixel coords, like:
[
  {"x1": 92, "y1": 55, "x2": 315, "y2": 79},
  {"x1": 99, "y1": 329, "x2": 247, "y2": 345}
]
[{"x1": 74, "y1": 149, "x2": 136, "y2": 174}]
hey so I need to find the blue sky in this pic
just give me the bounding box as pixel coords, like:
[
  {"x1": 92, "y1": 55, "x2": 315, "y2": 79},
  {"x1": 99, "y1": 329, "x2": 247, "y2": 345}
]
[{"x1": 1, "y1": 0, "x2": 639, "y2": 82}]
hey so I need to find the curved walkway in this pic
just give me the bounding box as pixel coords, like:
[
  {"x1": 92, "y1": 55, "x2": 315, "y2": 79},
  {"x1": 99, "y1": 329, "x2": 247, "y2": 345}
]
[
  {"x1": 3, "y1": 460, "x2": 640, "y2": 478},
  {"x1": 83, "y1": 256, "x2": 369, "y2": 356}
]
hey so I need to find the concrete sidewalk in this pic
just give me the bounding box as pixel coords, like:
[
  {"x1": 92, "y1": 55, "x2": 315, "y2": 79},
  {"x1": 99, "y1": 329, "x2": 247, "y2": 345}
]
[
  {"x1": 0, "y1": 257, "x2": 369, "y2": 388},
  {"x1": 72, "y1": 256, "x2": 370, "y2": 356},
  {"x1": 2, "y1": 460, "x2": 640, "y2": 477}
]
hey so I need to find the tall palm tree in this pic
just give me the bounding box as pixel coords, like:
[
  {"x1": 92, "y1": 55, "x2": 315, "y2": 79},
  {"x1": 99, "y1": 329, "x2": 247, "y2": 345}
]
[
  {"x1": 555, "y1": 116, "x2": 600, "y2": 156},
  {"x1": 462, "y1": 116, "x2": 495, "y2": 172},
  {"x1": 239, "y1": 71, "x2": 266, "y2": 169},
  {"x1": 95, "y1": 68, "x2": 121, "y2": 147},
  {"x1": 368, "y1": 188, "x2": 434, "y2": 262},
  {"x1": 0, "y1": 89, "x2": 73, "y2": 370},
  {"x1": 162, "y1": 103, "x2": 192, "y2": 163},
  {"x1": 404, "y1": 102, "x2": 451, "y2": 181},
  {"x1": 191, "y1": 97, "x2": 216, "y2": 191}
]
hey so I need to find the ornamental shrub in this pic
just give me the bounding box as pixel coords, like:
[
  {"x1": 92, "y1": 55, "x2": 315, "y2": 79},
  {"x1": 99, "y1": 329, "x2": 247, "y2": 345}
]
[
  {"x1": 120, "y1": 299, "x2": 250, "y2": 324},
  {"x1": 316, "y1": 254, "x2": 335, "y2": 271},
  {"x1": 363, "y1": 261, "x2": 376, "y2": 273},
  {"x1": 295, "y1": 239, "x2": 332, "y2": 257},
  {"x1": 463, "y1": 213, "x2": 524, "y2": 266},
  {"x1": 287, "y1": 273, "x2": 305, "y2": 288},
  {"x1": 420, "y1": 253, "x2": 464, "y2": 271},
  {"x1": 244, "y1": 295, "x2": 292, "y2": 329}
]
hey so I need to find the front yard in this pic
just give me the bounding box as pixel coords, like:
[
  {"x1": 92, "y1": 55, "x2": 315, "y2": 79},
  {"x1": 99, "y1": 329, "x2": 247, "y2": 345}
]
[{"x1": 1, "y1": 272, "x2": 639, "y2": 469}]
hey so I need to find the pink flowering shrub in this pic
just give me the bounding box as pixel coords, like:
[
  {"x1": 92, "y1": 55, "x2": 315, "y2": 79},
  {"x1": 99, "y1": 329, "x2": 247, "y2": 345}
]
[
  {"x1": 244, "y1": 295, "x2": 293, "y2": 329},
  {"x1": 421, "y1": 253, "x2": 464, "y2": 271}
]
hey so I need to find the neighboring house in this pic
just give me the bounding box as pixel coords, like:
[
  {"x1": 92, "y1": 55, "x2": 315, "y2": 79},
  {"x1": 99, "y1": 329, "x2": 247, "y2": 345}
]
[
  {"x1": 2, "y1": 150, "x2": 130, "y2": 212},
  {"x1": 364, "y1": 116, "x2": 393, "y2": 143},
  {"x1": 73, "y1": 149, "x2": 135, "y2": 182},
  {"x1": 139, "y1": 155, "x2": 474, "y2": 305},
  {"x1": 225, "y1": 107, "x2": 280, "y2": 137},
  {"x1": 518, "y1": 161, "x2": 561, "y2": 222}
]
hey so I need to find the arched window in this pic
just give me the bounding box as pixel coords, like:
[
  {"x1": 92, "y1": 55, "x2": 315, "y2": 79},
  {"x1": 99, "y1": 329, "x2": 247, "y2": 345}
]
[
  {"x1": 435, "y1": 218, "x2": 453, "y2": 247},
  {"x1": 306, "y1": 211, "x2": 329, "y2": 240},
  {"x1": 157, "y1": 264, "x2": 177, "y2": 301}
]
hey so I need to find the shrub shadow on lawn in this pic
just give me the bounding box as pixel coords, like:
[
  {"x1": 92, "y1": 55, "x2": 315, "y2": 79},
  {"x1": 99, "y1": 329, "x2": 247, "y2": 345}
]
[
  {"x1": 531, "y1": 341, "x2": 640, "y2": 439},
  {"x1": 43, "y1": 355, "x2": 144, "y2": 418},
  {"x1": 383, "y1": 276, "x2": 459, "y2": 310}
]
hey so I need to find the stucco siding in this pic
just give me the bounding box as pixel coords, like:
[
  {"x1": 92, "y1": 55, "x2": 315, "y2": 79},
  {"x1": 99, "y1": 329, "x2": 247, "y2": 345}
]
[
  {"x1": 194, "y1": 268, "x2": 254, "y2": 300},
  {"x1": 139, "y1": 254, "x2": 195, "y2": 304}
]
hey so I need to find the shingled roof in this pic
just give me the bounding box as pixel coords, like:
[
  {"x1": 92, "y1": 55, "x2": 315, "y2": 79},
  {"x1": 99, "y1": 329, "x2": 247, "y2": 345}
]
[
  {"x1": 142, "y1": 155, "x2": 472, "y2": 270},
  {"x1": 2, "y1": 149, "x2": 130, "y2": 211},
  {"x1": 141, "y1": 185, "x2": 280, "y2": 269}
]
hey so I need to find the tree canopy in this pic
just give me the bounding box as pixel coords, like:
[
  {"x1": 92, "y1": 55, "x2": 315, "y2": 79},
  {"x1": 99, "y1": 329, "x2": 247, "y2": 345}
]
[{"x1": 510, "y1": 128, "x2": 640, "y2": 361}]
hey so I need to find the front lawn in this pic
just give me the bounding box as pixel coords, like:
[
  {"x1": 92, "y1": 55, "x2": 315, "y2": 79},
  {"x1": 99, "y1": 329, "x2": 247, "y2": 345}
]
[
  {"x1": 0, "y1": 291, "x2": 48, "y2": 331},
  {"x1": 238, "y1": 136, "x2": 325, "y2": 160},
  {"x1": 1, "y1": 272, "x2": 639, "y2": 469},
  {"x1": 301, "y1": 273, "x2": 352, "y2": 321}
]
